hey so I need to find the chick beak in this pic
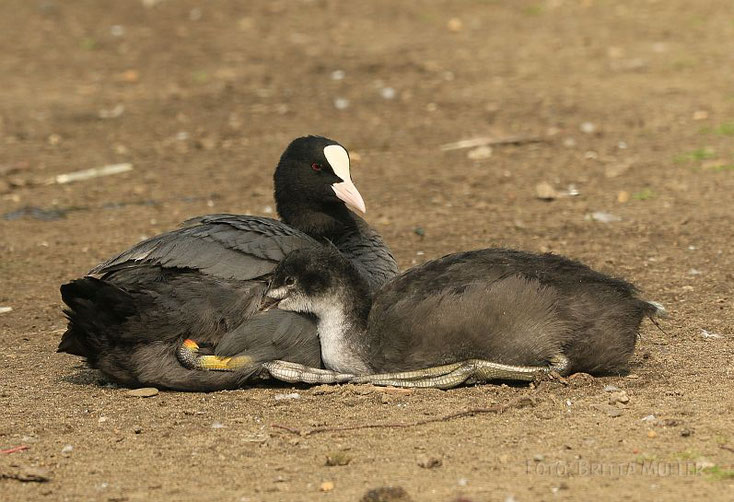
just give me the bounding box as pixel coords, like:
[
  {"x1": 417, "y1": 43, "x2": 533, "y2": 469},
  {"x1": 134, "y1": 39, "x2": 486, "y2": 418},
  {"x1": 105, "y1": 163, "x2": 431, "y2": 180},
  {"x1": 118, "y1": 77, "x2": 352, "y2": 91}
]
[{"x1": 260, "y1": 294, "x2": 281, "y2": 312}]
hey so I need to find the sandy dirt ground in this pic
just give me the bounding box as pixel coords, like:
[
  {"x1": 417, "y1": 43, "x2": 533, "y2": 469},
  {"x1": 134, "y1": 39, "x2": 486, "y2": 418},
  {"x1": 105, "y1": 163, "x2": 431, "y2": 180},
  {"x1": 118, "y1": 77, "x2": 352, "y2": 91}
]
[{"x1": 1, "y1": 1, "x2": 733, "y2": 500}]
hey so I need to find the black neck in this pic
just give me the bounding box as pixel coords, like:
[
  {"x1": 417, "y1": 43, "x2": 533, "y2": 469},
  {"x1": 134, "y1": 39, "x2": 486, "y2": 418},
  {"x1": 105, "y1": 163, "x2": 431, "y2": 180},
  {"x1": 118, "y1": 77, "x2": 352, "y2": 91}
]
[{"x1": 276, "y1": 198, "x2": 357, "y2": 240}]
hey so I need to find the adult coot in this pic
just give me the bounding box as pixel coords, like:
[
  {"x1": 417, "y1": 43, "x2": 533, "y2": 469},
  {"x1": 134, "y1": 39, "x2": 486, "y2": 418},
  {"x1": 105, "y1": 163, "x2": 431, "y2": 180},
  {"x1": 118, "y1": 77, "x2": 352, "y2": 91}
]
[
  {"x1": 181, "y1": 246, "x2": 662, "y2": 388},
  {"x1": 59, "y1": 136, "x2": 399, "y2": 390}
]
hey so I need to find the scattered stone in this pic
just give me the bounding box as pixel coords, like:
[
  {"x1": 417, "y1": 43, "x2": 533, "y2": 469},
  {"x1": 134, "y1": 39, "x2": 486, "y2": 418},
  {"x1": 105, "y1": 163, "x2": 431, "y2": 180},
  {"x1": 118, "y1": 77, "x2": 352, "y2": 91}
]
[
  {"x1": 580, "y1": 122, "x2": 596, "y2": 134},
  {"x1": 447, "y1": 18, "x2": 463, "y2": 32},
  {"x1": 700, "y1": 329, "x2": 723, "y2": 339},
  {"x1": 535, "y1": 182, "x2": 559, "y2": 200},
  {"x1": 467, "y1": 145, "x2": 492, "y2": 160},
  {"x1": 98, "y1": 416, "x2": 107, "y2": 423},
  {"x1": 380, "y1": 87, "x2": 396, "y2": 100},
  {"x1": 47, "y1": 133, "x2": 62, "y2": 145},
  {"x1": 98, "y1": 104, "x2": 125, "y2": 119},
  {"x1": 591, "y1": 403, "x2": 623, "y2": 417},
  {"x1": 334, "y1": 98, "x2": 350, "y2": 110},
  {"x1": 588, "y1": 211, "x2": 622, "y2": 223},
  {"x1": 680, "y1": 429, "x2": 693, "y2": 437},
  {"x1": 211, "y1": 422, "x2": 225, "y2": 429},
  {"x1": 562, "y1": 137, "x2": 576, "y2": 148},
  {"x1": 325, "y1": 451, "x2": 352, "y2": 466},
  {"x1": 647, "y1": 430, "x2": 657, "y2": 438},
  {"x1": 533, "y1": 454, "x2": 544, "y2": 462},
  {"x1": 617, "y1": 191, "x2": 630, "y2": 203},
  {"x1": 61, "y1": 444, "x2": 73, "y2": 456},
  {"x1": 688, "y1": 268, "x2": 702, "y2": 276},
  {"x1": 331, "y1": 70, "x2": 345, "y2": 81},
  {"x1": 360, "y1": 486, "x2": 413, "y2": 502},
  {"x1": 457, "y1": 478, "x2": 468, "y2": 487},
  {"x1": 319, "y1": 481, "x2": 335, "y2": 492},
  {"x1": 126, "y1": 387, "x2": 159, "y2": 398},
  {"x1": 416, "y1": 454, "x2": 442, "y2": 469},
  {"x1": 608, "y1": 391, "x2": 630, "y2": 405},
  {"x1": 133, "y1": 425, "x2": 143, "y2": 434},
  {"x1": 641, "y1": 414, "x2": 657, "y2": 423},
  {"x1": 0, "y1": 307, "x2": 12, "y2": 314},
  {"x1": 274, "y1": 392, "x2": 301, "y2": 401},
  {"x1": 413, "y1": 227, "x2": 425, "y2": 237},
  {"x1": 603, "y1": 385, "x2": 620, "y2": 392}
]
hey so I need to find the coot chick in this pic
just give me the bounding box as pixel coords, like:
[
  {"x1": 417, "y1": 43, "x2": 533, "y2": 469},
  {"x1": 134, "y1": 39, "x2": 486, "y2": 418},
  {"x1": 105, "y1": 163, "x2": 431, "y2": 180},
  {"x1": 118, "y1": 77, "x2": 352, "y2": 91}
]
[
  {"x1": 59, "y1": 136, "x2": 399, "y2": 391},
  {"x1": 183, "y1": 246, "x2": 662, "y2": 388}
]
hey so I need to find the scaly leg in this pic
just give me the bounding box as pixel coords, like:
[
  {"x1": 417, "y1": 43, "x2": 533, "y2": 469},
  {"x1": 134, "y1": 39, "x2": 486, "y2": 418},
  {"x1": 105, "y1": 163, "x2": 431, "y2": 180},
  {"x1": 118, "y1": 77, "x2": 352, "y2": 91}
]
[
  {"x1": 353, "y1": 355, "x2": 569, "y2": 389},
  {"x1": 261, "y1": 360, "x2": 355, "y2": 384},
  {"x1": 176, "y1": 341, "x2": 355, "y2": 384},
  {"x1": 177, "y1": 339, "x2": 254, "y2": 371}
]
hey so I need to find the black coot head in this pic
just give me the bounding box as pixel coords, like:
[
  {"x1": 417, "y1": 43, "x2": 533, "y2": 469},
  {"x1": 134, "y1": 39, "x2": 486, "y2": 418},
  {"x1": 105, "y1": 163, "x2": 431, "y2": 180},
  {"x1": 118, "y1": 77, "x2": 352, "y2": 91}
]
[
  {"x1": 274, "y1": 136, "x2": 366, "y2": 216},
  {"x1": 264, "y1": 247, "x2": 360, "y2": 314}
]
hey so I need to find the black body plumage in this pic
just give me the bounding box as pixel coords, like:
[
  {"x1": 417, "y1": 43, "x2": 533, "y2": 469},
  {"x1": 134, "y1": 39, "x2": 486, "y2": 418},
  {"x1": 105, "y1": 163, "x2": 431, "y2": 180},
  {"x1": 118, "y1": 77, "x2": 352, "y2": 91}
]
[{"x1": 58, "y1": 136, "x2": 399, "y2": 391}]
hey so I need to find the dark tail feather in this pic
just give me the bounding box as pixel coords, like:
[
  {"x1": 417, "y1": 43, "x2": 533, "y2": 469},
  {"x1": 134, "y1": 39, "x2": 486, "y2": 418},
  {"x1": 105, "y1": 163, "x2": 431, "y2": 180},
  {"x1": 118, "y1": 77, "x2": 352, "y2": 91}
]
[{"x1": 58, "y1": 277, "x2": 136, "y2": 361}]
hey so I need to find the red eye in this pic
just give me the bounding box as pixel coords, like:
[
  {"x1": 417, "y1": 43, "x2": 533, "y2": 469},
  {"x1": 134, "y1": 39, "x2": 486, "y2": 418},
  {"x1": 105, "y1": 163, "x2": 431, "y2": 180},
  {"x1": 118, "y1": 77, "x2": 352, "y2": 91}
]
[{"x1": 311, "y1": 163, "x2": 322, "y2": 171}]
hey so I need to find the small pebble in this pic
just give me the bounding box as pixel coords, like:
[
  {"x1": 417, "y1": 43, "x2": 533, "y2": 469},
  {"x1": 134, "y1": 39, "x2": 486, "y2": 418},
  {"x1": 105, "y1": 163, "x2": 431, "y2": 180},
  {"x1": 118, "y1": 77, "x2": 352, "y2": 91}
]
[
  {"x1": 608, "y1": 391, "x2": 630, "y2": 405},
  {"x1": 325, "y1": 451, "x2": 352, "y2": 466},
  {"x1": 0, "y1": 306, "x2": 13, "y2": 314},
  {"x1": 589, "y1": 211, "x2": 622, "y2": 223},
  {"x1": 274, "y1": 392, "x2": 301, "y2": 400},
  {"x1": 447, "y1": 18, "x2": 463, "y2": 32},
  {"x1": 641, "y1": 414, "x2": 657, "y2": 423},
  {"x1": 692, "y1": 110, "x2": 708, "y2": 121},
  {"x1": 467, "y1": 145, "x2": 492, "y2": 160},
  {"x1": 320, "y1": 481, "x2": 335, "y2": 492},
  {"x1": 533, "y1": 454, "x2": 544, "y2": 462},
  {"x1": 334, "y1": 98, "x2": 350, "y2": 110},
  {"x1": 603, "y1": 385, "x2": 620, "y2": 392},
  {"x1": 380, "y1": 87, "x2": 396, "y2": 100},
  {"x1": 617, "y1": 191, "x2": 630, "y2": 203},
  {"x1": 416, "y1": 455, "x2": 442, "y2": 469},
  {"x1": 535, "y1": 182, "x2": 559, "y2": 201},
  {"x1": 580, "y1": 122, "x2": 596, "y2": 134},
  {"x1": 680, "y1": 429, "x2": 693, "y2": 437},
  {"x1": 133, "y1": 425, "x2": 143, "y2": 434},
  {"x1": 457, "y1": 478, "x2": 468, "y2": 487},
  {"x1": 700, "y1": 329, "x2": 723, "y2": 339},
  {"x1": 562, "y1": 137, "x2": 577, "y2": 148},
  {"x1": 331, "y1": 70, "x2": 345, "y2": 80},
  {"x1": 126, "y1": 387, "x2": 159, "y2": 398},
  {"x1": 110, "y1": 25, "x2": 125, "y2": 37},
  {"x1": 61, "y1": 444, "x2": 73, "y2": 456},
  {"x1": 647, "y1": 430, "x2": 657, "y2": 438},
  {"x1": 211, "y1": 422, "x2": 225, "y2": 429}
]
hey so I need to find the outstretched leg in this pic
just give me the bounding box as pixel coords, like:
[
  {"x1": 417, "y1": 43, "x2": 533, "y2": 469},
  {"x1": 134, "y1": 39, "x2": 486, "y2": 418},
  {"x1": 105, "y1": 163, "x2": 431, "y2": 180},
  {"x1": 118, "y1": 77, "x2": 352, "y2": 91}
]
[
  {"x1": 352, "y1": 355, "x2": 569, "y2": 389},
  {"x1": 177, "y1": 339, "x2": 569, "y2": 389}
]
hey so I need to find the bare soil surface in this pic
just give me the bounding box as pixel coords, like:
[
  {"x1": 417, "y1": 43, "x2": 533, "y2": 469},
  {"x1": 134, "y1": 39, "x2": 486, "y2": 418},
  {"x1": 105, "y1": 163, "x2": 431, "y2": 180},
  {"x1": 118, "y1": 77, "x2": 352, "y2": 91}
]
[{"x1": 1, "y1": 1, "x2": 733, "y2": 501}]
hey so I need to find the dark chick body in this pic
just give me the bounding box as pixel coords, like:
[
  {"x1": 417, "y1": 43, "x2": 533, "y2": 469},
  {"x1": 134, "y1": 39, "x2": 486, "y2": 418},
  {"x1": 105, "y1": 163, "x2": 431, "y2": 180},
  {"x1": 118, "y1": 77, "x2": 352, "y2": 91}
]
[
  {"x1": 58, "y1": 137, "x2": 398, "y2": 391},
  {"x1": 260, "y1": 246, "x2": 660, "y2": 387},
  {"x1": 365, "y1": 248, "x2": 654, "y2": 375}
]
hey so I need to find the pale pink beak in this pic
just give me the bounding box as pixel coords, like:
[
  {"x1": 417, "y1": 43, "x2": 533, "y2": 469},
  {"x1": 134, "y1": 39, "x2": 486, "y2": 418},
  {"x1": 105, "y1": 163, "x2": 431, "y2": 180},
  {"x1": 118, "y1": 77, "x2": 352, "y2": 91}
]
[{"x1": 332, "y1": 179, "x2": 366, "y2": 214}]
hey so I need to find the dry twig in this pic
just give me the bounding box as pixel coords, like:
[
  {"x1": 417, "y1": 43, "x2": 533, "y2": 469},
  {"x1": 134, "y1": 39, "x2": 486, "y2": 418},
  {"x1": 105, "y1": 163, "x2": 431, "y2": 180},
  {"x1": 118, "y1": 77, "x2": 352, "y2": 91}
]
[
  {"x1": 440, "y1": 135, "x2": 543, "y2": 151},
  {"x1": 272, "y1": 395, "x2": 535, "y2": 437}
]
